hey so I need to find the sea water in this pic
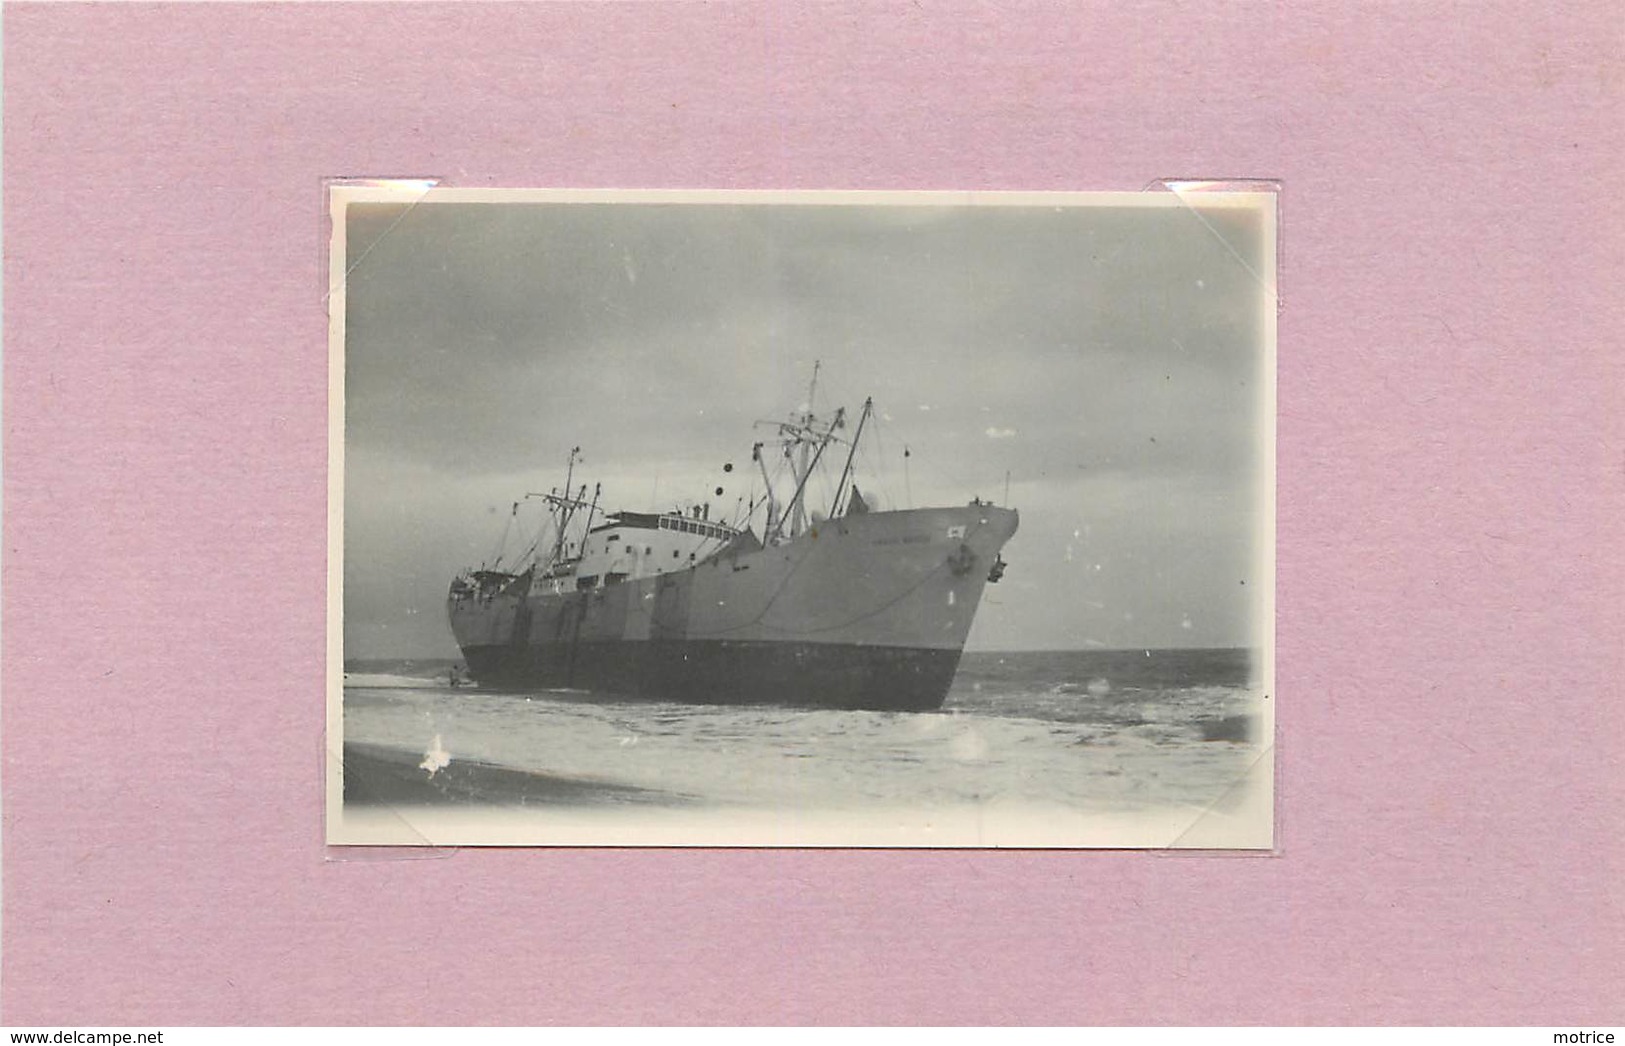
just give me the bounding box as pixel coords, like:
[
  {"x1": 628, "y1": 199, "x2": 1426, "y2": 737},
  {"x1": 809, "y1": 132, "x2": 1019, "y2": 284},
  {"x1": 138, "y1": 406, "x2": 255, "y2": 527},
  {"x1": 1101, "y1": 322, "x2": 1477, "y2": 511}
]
[{"x1": 341, "y1": 648, "x2": 1266, "y2": 818}]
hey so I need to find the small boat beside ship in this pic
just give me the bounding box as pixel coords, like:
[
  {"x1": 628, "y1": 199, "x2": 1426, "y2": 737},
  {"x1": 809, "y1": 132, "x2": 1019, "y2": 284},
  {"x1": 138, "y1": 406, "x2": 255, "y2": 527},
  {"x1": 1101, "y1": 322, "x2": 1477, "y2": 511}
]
[{"x1": 446, "y1": 379, "x2": 1017, "y2": 711}]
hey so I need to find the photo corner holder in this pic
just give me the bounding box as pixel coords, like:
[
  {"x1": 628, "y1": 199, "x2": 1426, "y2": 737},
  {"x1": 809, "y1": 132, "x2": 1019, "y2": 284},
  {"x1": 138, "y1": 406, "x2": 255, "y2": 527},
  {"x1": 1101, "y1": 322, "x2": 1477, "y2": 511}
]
[
  {"x1": 1148, "y1": 177, "x2": 1282, "y2": 315},
  {"x1": 1144, "y1": 177, "x2": 1280, "y2": 860},
  {"x1": 325, "y1": 176, "x2": 453, "y2": 864}
]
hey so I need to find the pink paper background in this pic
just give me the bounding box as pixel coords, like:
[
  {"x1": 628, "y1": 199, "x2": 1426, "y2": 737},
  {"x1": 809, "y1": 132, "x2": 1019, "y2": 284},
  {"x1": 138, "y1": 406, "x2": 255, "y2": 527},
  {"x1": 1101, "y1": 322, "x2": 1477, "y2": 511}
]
[{"x1": 4, "y1": 2, "x2": 1621, "y2": 1026}]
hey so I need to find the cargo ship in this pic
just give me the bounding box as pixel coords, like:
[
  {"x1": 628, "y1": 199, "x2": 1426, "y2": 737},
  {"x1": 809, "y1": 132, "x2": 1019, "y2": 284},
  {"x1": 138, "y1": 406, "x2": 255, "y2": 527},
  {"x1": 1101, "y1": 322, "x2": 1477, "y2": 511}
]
[{"x1": 446, "y1": 381, "x2": 1018, "y2": 711}]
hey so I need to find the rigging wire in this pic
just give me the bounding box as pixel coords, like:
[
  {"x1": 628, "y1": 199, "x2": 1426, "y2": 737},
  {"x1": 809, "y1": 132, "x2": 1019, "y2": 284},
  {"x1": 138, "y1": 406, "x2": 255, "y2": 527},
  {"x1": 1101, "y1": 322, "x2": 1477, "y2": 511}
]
[
  {"x1": 513, "y1": 514, "x2": 553, "y2": 570},
  {"x1": 483, "y1": 502, "x2": 522, "y2": 570},
  {"x1": 811, "y1": 461, "x2": 834, "y2": 521},
  {"x1": 862, "y1": 404, "x2": 901, "y2": 511}
]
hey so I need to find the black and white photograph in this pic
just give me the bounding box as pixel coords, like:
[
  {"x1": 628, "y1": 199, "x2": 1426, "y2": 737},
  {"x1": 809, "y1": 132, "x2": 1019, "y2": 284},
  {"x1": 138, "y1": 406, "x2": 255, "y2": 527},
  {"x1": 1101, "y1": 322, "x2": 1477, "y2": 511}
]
[{"x1": 328, "y1": 187, "x2": 1275, "y2": 847}]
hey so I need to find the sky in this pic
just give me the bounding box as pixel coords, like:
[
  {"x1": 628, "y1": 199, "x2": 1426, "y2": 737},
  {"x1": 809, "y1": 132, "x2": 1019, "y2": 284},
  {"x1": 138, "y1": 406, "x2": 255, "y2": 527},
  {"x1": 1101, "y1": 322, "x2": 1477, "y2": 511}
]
[{"x1": 340, "y1": 192, "x2": 1273, "y2": 659}]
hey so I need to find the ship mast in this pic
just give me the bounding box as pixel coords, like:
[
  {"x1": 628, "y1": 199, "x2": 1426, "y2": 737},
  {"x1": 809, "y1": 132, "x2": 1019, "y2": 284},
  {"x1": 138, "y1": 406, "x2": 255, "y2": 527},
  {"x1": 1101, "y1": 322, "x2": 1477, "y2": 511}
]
[
  {"x1": 791, "y1": 361, "x2": 820, "y2": 537},
  {"x1": 774, "y1": 406, "x2": 843, "y2": 542},
  {"x1": 752, "y1": 362, "x2": 871, "y2": 543},
  {"x1": 830, "y1": 397, "x2": 872, "y2": 517},
  {"x1": 752, "y1": 441, "x2": 777, "y2": 537},
  {"x1": 550, "y1": 446, "x2": 582, "y2": 563},
  {"x1": 581, "y1": 482, "x2": 602, "y2": 538}
]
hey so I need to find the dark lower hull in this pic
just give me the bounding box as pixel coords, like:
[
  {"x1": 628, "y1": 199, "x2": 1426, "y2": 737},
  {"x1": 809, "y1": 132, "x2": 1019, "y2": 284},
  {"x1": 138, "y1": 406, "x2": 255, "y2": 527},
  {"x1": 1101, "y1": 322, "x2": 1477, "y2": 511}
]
[{"x1": 460, "y1": 639, "x2": 963, "y2": 712}]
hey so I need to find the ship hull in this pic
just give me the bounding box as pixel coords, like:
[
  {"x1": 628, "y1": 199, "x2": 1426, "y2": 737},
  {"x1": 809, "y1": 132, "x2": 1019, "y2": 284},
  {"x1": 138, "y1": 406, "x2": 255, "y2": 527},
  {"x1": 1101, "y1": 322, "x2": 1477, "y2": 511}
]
[
  {"x1": 460, "y1": 639, "x2": 963, "y2": 711},
  {"x1": 449, "y1": 504, "x2": 1017, "y2": 711}
]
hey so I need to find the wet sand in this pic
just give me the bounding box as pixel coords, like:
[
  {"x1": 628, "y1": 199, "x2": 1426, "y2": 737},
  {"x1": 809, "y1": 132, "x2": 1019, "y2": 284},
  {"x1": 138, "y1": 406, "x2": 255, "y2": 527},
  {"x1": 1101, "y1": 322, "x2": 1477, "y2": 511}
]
[{"x1": 342, "y1": 742, "x2": 694, "y2": 808}]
